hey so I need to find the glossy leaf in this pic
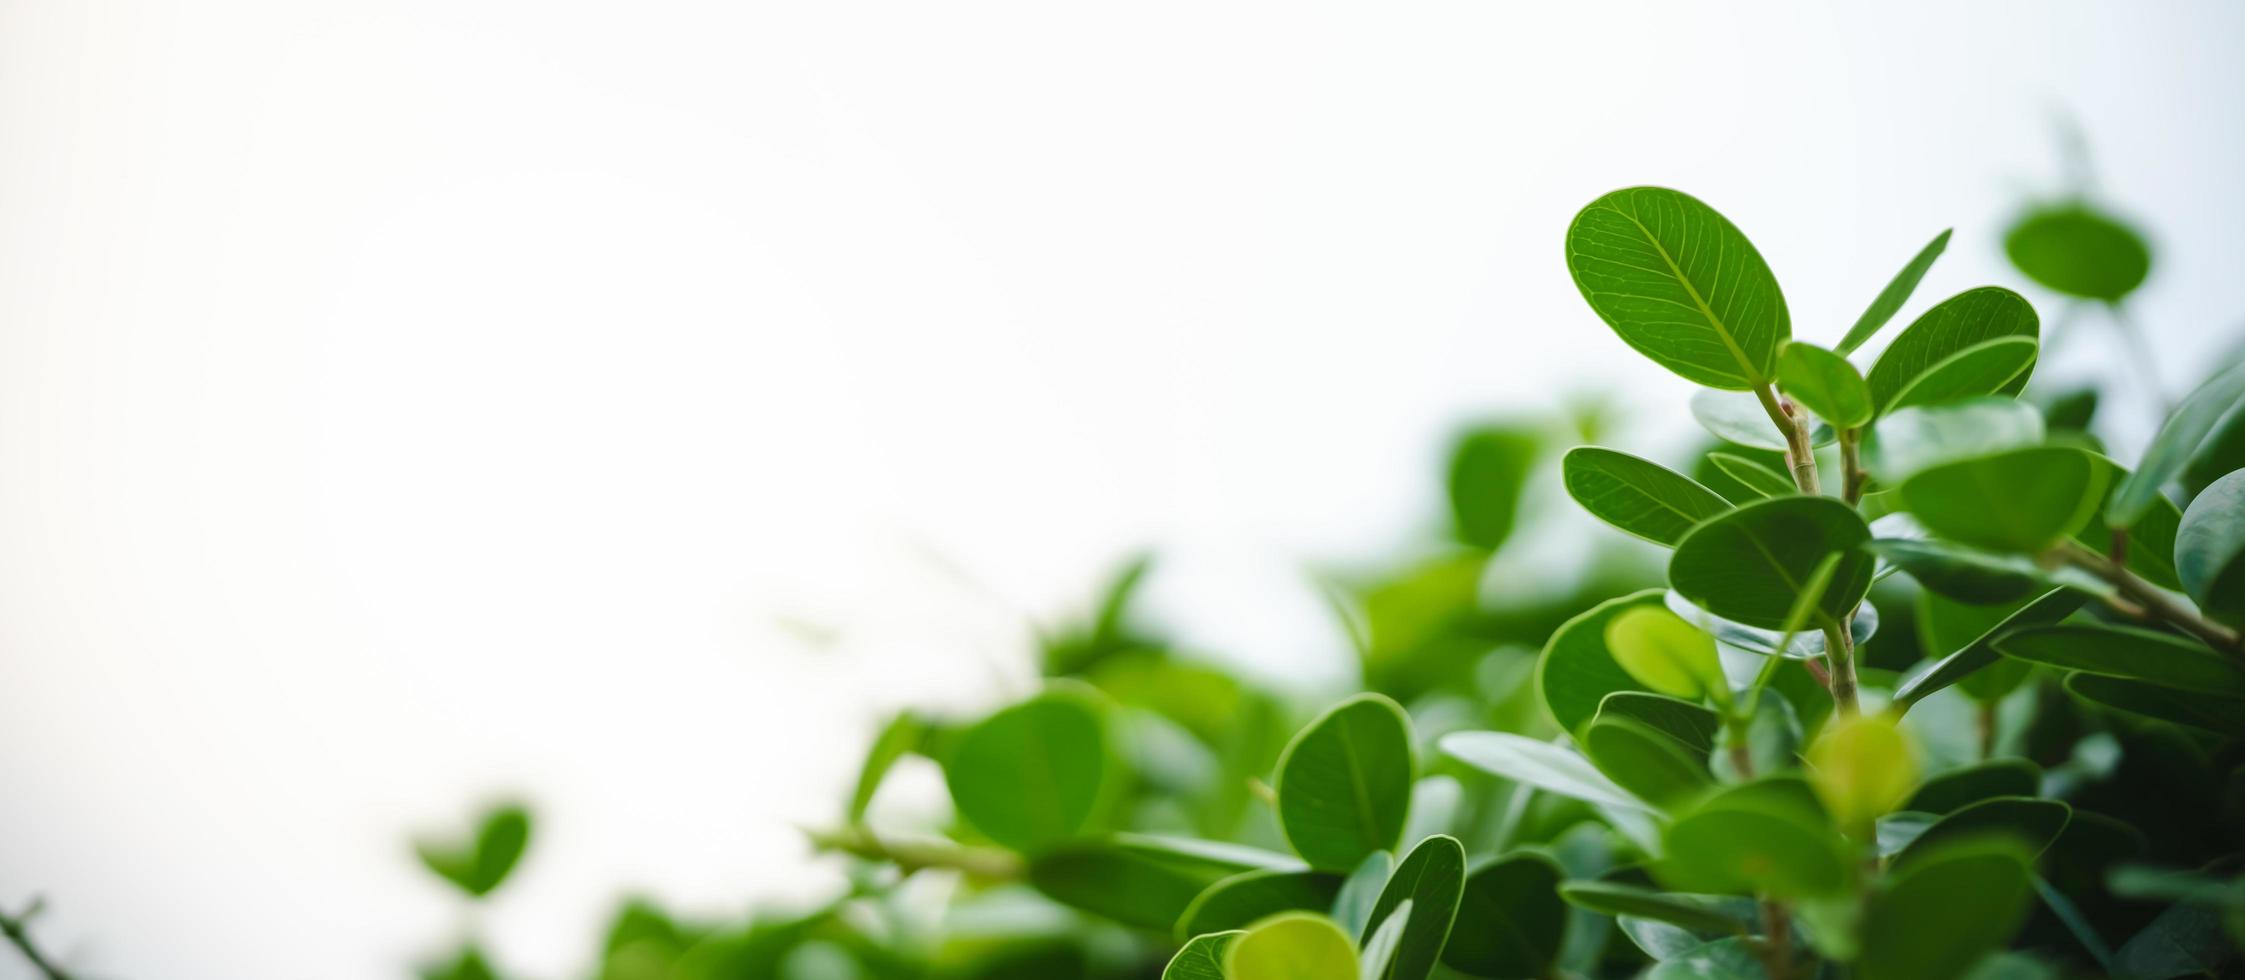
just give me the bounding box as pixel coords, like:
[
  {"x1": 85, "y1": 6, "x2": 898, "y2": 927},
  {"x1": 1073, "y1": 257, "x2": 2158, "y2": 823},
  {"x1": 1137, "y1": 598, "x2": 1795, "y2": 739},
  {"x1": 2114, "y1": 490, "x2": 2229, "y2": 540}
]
[
  {"x1": 1163, "y1": 932, "x2": 1241, "y2": 980},
  {"x1": 1537, "y1": 590, "x2": 1667, "y2": 735},
  {"x1": 1839, "y1": 228, "x2": 1953, "y2": 355},
  {"x1": 1858, "y1": 839, "x2": 2036, "y2": 980},
  {"x1": 1707, "y1": 451, "x2": 1796, "y2": 499},
  {"x1": 1898, "y1": 446, "x2": 2109, "y2": 553},
  {"x1": 416, "y1": 803, "x2": 532, "y2": 899},
  {"x1": 2176, "y1": 468, "x2": 2245, "y2": 626},
  {"x1": 2004, "y1": 204, "x2": 2151, "y2": 301},
  {"x1": 1887, "y1": 336, "x2": 2040, "y2": 412},
  {"x1": 1894, "y1": 589, "x2": 2086, "y2": 708},
  {"x1": 2062, "y1": 673, "x2": 2245, "y2": 737},
  {"x1": 1176, "y1": 869, "x2": 1345, "y2": 941},
  {"x1": 1441, "y1": 731, "x2": 1647, "y2": 812},
  {"x1": 1893, "y1": 797, "x2": 2070, "y2": 871},
  {"x1": 1594, "y1": 692, "x2": 1721, "y2": 758},
  {"x1": 1865, "y1": 287, "x2": 2038, "y2": 411},
  {"x1": 1994, "y1": 624, "x2": 2245, "y2": 697},
  {"x1": 1441, "y1": 852, "x2": 1567, "y2": 979},
  {"x1": 1029, "y1": 835, "x2": 1297, "y2": 932},
  {"x1": 1275, "y1": 694, "x2": 1415, "y2": 871},
  {"x1": 1562, "y1": 447, "x2": 1733, "y2": 547},
  {"x1": 1779, "y1": 341, "x2": 1874, "y2": 428},
  {"x1": 2109, "y1": 362, "x2": 2245, "y2": 530},
  {"x1": 1224, "y1": 913, "x2": 1358, "y2": 980},
  {"x1": 1584, "y1": 714, "x2": 1713, "y2": 808},
  {"x1": 1360, "y1": 836, "x2": 1466, "y2": 980},
  {"x1": 1358, "y1": 901, "x2": 1411, "y2": 980},
  {"x1": 1864, "y1": 398, "x2": 2045, "y2": 486},
  {"x1": 1669, "y1": 496, "x2": 1874, "y2": 629},
  {"x1": 1566, "y1": 187, "x2": 1790, "y2": 389},
  {"x1": 947, "y1": 687, "x2": 1116, "y2": 852}
]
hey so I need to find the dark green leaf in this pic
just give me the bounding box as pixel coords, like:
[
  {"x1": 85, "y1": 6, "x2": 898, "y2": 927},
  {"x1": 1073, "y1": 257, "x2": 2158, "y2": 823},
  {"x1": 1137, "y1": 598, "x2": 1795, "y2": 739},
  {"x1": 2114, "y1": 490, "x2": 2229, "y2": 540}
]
[
  {"x1": 1224, "y1": 913, "x2": 1358, "y2": 980},
  {"x1": 1870, "y1": 539, "x2": 2102, "y2": 606},
  {"x1": 947, "y1": 686, "x2": 1116, "y2": 852},
  {"x1": 1838, "y1": 228, "x2": 1952, "y2": 355},
  {"x1": 1557, "y1": 881, "x2": 1752, "y2": 936},
  {"x1": 1994, "y1": 624, "x2": 2245, "y2": 697},
  {"x1": 1644, "y1": 937, "x2": 1771, "y2": 979},
  {"x1": 2176, "y1": 468, "x2": 2245, "y2": 626},
  {"x1": 2004, "y1": 204, "x2": 2151, "y2": 302},
  {"x1": 1161, "y1": 931, "x2": 1241, "y2": 980},
  {"x1": 1865, "y1": 287, "x2": 2039, "y2": 412},
  {"x1": 1276, "y1": 694, "x2": 1416, "y2": 871},
  {"x1": 1669, "y1": 496, "x2": 1874, "y2": 629},
  {"x1": 1887, "y1": 336, "x2": 2040, "y2": 412},
  {"x1": 1894, "y1": 797, "x2": 2071, "y2": 872},
  {"x1": 1449, "y1": 425, "x2": 1540, "y2": 551},
  {"x1": 416, "y1": 803, "x2": 532, "y2": 899},
  {"x1": 2071, "y1": 454, "x2": 2186, "y2": 591},
  {"x1": 1536, "y1": 590, "x2": 1666, "y2": 735},
  {"x1": 2182, "y1": 402, "x2": 2245, "y2": 498},
  {"x1": 1707, "y1": 452, "x2": 1796, "y2": 499},
  {"x1": 1360, "y1": 836, "x2": 1467, "y2": 980},
  {"x1": 1562, "y1": 447, "x2": 1733, "y2": 547},
  {"x1": 1778, "y1": 341, "x2": 1875, "y2": 428},
  {"x1": 1864, "y1": 398, "x2": 2046, "y2": 486},
  {"x1": 1441, "y1": 852, "x2": 1567, "y2": 979},
  {"x1": 2062, "y1": 673, "x2": 2245, "y2": 737},
  {"x1": 1029, "y1": 835, "x2": 1297, "y2": 932},
  {"x1": 1583, "y1": 714, "x2": 1714, "y2": 808},
  {"x1": 2113, "y1": 902, "x2": 2239, "y2": 980},
  {"x1": 1176, "y1": 869, "x2": 1345, "y2": 942},
  {"x1": 1906, "y1": 759, "x2": 2042, "y2": 814},
  {"x1": 1566, "y1": 187, "x2": 1790, "y2": 390},
  {"x1": 1595, "y1": 692, "x2": 1721, "y2": 757},
  {"x1": 1895, "y1": 589, "x2": 2086, "y2": 707},
  {"x1": 1915, "y1": 592, "x2": 2035, "y2": 701},
  {"x1": 1860, "y1": 839, "x2": 2036, "y2": 980},
  {"x1": 1898, "y1": 446, "x2": 2109, "y2": 553},
  {"x1": 2109, "y1": 363, "x2": 2245, "y2": 529}
]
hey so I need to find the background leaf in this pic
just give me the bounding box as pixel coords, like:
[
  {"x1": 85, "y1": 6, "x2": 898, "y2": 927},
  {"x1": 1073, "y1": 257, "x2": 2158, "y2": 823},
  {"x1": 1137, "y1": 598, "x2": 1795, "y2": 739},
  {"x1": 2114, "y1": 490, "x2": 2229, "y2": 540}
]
[
  {"x1": 1176, "y1": 869, "x2": 1345, "y2": 941},
  {"x1": 1448, "y1": 424, "x2": 1541, "y2": 551},
  {"x1": 1276, "y1": 694, "x2": 1416, "y2": 871},
  {"x1": 946, "y1": 686, "x2": 1116, "y2": 852},
  {"x1": 1029, "y1": 835, "x2": 1296, "y2": 932},
  {"x1": 416, "y1": 803, "x2": 532, "y2": 899},
  {"x1": 1566, "y1": 187, "x2": 1791, "y2": 389},
  {"x1": 2004, "y1": 203, "x2": 2152, "y2": 302},
  {"x1": 1864, "y1": 399, "x2": 2045, "y2": 486},
  {"x1": 1994, "y1": 624, "x2": 2245, "y2": 697}
]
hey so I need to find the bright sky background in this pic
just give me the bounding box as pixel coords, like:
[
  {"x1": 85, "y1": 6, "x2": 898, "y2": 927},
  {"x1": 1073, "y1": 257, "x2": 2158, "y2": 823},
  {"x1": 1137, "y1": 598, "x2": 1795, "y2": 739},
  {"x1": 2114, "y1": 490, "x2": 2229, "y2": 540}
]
[{"x1": 3, "y1": 2, "x2": 2243, "y2": 977}]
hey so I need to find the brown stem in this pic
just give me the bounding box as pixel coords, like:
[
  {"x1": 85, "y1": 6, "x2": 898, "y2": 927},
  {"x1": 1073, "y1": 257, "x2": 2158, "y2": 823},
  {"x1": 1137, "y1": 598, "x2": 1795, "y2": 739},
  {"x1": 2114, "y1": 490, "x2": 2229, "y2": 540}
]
[
  {"x1": 2056, "y1": 541, "x2": 2242, "y2": 654},
  {"x1": 805, "y1": 826, "x2": 1024, "y2": 881}
]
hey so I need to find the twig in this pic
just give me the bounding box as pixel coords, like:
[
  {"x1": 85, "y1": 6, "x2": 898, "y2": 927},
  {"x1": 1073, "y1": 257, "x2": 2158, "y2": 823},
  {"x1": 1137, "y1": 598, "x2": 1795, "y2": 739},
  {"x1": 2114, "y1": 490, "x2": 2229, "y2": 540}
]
[
  {"x1": 2054, "y1": 541, "x2": 2241, "y2": 654},
  {"x1": 0, "y1": 899, "x2": 75, "y2": 980}
]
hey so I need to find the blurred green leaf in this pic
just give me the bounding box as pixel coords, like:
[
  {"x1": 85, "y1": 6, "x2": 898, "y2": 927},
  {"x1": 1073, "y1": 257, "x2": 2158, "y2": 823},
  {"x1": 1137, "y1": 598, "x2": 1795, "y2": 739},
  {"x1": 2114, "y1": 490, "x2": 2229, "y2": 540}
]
[
  {"x1": 1807, "y1": 713, "x2": 1920, "y2": 833},
  {"x1": 1644, "y1": 936, "x2": 1771, "y2": 979},
  {"x1": 1441, "y1": 851, "x2": 1567, "y2": 979},
  {"x1": 1276, "y1": 694, "x2": 1415, "y2": 872},
  {"x1": 2109, "y1": 362, "x2": 2245, "y2": 530},
  {"x1": 1858, "y1": 838, "x2": 2036, "y2": 980},
  {"x1": 1892, "y1": 797, "x2": 2069, "y2": 872},
  {"x1": 1898, "y1": 446, "x2": 2108, "y2": 553},
  {"x1": 1027, "y1": 835, "x2": 1295, "y2": 932},
  {"x1": 2176, "y1": 468, "x2": 2245, "y2": 626},
  {"x1": 2004, "y1": 204, "x2": 2151, "y2": 302},
  {"x1": 2113, "y1": 901, "x2": 2239, "y2": 980},
  {"x1": 946, "y1": 686, "x2": 1116, "y2": 852},
  {"x1": 1360, "y1": 836, "x2": 1466, "y2": 980},
  {"x1": 1224, "y1": 913, "x2": 1358, "y2": 980},
  {"x1": 1894, "y1": 589, "x2": 2085, "y2": 708},
  {"x1": 1669, "y1": 496, "x2": 1874, "y2": 629},
  {"x1": 1905, "y1": 759, "x2": 2042, "y2": 815},
  {"x1": 1562, "y1": 447, "x2": 1732, "y2": 547},
  {"x1": 2071, "y1": 454, "x2": 2186, "y2": 590},
  {"x1": 1838, "y1": 229, "x2": 1953, "y2": 355},
  {"x1": 1331, "y1": 850, "x2": 1394, "y2": 938},
  {"x1": 1358, "y1": 899, "x2": 1411, "y2": 980},
  {"x1": 1691, "y1": 390, "x2": 1822, "y2": 452},
  {"x1": 1176, "y1": 869, "x2": 1343, "y2": 942},
  {"x1": 1566, "y1": 187, "x2": 1789, "y2": 390},
  {"x1": 1662, "y1": 778, "x2": 1850, "y2": 898},
  {"x1": 416, "y1": 803, "x2": 531, "y2": 900},
  {"x1": 2062, "y1": 673, "x2": 2245, "y2": 738},
  {"x1": 1994, "y1": 624, "x2": 2245, "y2": 697},
  {"x1": 848, "y1": 711, "x2": 925, "y2": 824},
  {"x1": 1449, "y1": 425, "x2": 1540, "y2": 551}
]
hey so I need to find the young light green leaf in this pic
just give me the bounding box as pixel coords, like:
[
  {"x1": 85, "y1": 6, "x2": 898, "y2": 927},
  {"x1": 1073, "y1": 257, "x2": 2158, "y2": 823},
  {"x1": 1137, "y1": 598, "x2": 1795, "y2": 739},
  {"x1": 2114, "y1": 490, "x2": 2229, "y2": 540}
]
[
  {"x1": 1562, "y1": 447, "x2": 1733, "y2": 547},
  {"x1": 1440, "y1": 852, "x2": 1568, "y2": 979},
  {"x1": 1904, "y1": 759, "x2": 2042, "y2": 814},
  {"x1": 1668, "y1": 496, "x2": 1874, "y2": 630},
  {"x1": 1359, "y1": 836, "x2": 1466, "y2": 980},
  {"x1": 1887, "y1": 336, "x2": 2040, "y2": 412},
  {"x1": 1176, "y1": 869, "x2": 1345, "y2": 942},
  {"x1": 2063, "y1": 673, "x2": 2245, "y2": 738},
  {"x1": 1707, "y1": 451, "x2": 1796, "y2": 499},
  {"x1": 1440, "y1": 731, "x2": 1649, "y2": 812},
  {"x1": 1864, "y1": 398, "x2": 2046, "y2": 485},
  {"x1": 1162, "y1": 931, "x2": 1242, "y2": 980},
  {"x1": 1897, "y1": 446, "x2": 2109, "y2": 553},
  {"x1": 1858, "y1": 838, "x2": 2036, "y2": 980},
  {"x1": 1894, "y1": 589, "x2": 2088, "y2": 708},
  {"x1": 1838, "y1": 228, "x2": 1953, "y2": 355},
  {"x1": 1892, "y1": 797, "x2": 2071, "y2": 872},
  {"x1": 1029, "y1": 835, "x2": 1298, "y2": 932},
  {"x1": 1864, "y1": 287, "x2": 2038, "y2": 411},
  {"x1": 2176, "y1": 468, "x2": 2245, "y2": 626},
  {"x1": 1807, "y1": 712, "x2": 1920, "y2": 833},
  {"x1": 2004, "y1": 204, "x2": 2152, "y2": 302},
  {"x1": 2109, "y1": 362, "x2": 2245, "y2": 529},
  {"x1": 1779, "y1": 341, "x2": 1874, "y2": 428},
  {"x1": 946, "y1": 686, "x2": 1116, "y2": 852},
  {"x1": 1994, "y1": 624, "x2": 2245, "y2": 697},
  {"x1": 1275, "y1": 694, "x2": 1416, "y2": 871},
  {"x1": 1224, "y1": 913, "x2": 1358, "y2": 980},
  {"x1": 1565, "y1": 187, "x2": 1791, "y2": 390},
  {"x1": 416, "y1": 802, "x2": 533, "y2": 899},
  {"x1": 1603, "y1": 606, "x2": 1724, "y2": 701},
  {"x1": 1583, "y1": 714, "x2": 1714, "y2": 808},
  {"x1": 1536, "y1": 590, "x2": 1667, "y2": 735}
]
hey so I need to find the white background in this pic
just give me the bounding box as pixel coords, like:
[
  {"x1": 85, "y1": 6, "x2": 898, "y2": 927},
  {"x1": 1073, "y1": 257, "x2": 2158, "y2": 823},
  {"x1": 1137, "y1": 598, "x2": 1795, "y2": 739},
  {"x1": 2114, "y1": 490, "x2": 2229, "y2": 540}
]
[{"x1": 3, "y1": 2, "x2": 2242, "y2": 976}]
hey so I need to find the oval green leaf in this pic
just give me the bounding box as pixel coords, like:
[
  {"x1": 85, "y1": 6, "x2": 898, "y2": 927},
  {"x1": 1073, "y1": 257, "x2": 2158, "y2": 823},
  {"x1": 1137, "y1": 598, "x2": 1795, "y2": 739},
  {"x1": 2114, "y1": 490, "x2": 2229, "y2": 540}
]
[
  {"x1": 1887, "y1": 335, "x2": 2040, "y2": 412},
  {"x1": 2005, "y1": 204, "x2": 2151, "y2": 302},
  {"x1": 1176, "y1": 869, "x2": 1345, "y2": 942},
  {"x1": 1838, "y1": 228, "x2": 1953, "y2": 355},
  {"x1": 1562, "y1": 447, "x2": 1733, "y2": 547},
  {"x1": 1595, "y1": 691, "x2": 1722, "y2": 758},
  {"x1": 1029, "y1": 835, "x2": 1298, "y2": 932},
  {"x1": 1440, "y1": 731, "x2": 1647, "y2": 812},
  {"x1": 1707, "y1": 451, "x2": 1797, "y2": 499},
  {"x1": 1536, "y1": 589, "x2": 1667, "y2": 735},
  {"x1": 1583, "y1": 714, "x2": 1714, "y2": 809},
  {"x1": 1566, "y1": 187, "x2": 1790, "y2": 389},
  {"x1": 1224, "y1": 913, "x2": 1358, "y2": 980},
  {"x1": 946, "y1": 686, "x2": 1116, "y2": 852},
  {"x1": 1359, "y1": 836, "x2": 1466, "y2": 980},
  {"x1": 1897, "y1": 446, "x2": 2109, "y2": 553},
  {"x1": 1661, "y1": 782, "x2": 1850, "y2": 898},
  {"x1": 2176, "y1": 468, "x2": 2245, "y2": 626},
  {"x1": 1858, "y1": 838, "x2": 2036, "y2": 980},
  {"x1": 1779, "y1": 341, "x2": 1874, "y2": 428},
  {"x1": 1904, "y1": 758, "x2": 2042, "y2": 814},
  {"x1": 1557, "y1": 881, "x2": 1752, "y2": 936},
  {"x1": 1441, "y1": 852, "x2": 1567, "y2": 979},
  {"x1": 1604, "y1": 606, "x2": 1724, "y2": 701},
  {"x1": 1892, "y1": 797, "x2": 2070, "y2": 872},
  {"x1": 1162, "y1": 931, "x2": 1241, "y2": 980},
  {"x1": 1865, "y1": 287, "x2": 2039, "y2": 412},
  {"x1": 1275, "y1": 694, "x2": 1416, "y2": 871},
  {"x1": 1669, "y1": 496, "x2": 1875, "y2": 630},
  {"x1": 415, "y1": 802, "x2": 533, "y2": 899}
]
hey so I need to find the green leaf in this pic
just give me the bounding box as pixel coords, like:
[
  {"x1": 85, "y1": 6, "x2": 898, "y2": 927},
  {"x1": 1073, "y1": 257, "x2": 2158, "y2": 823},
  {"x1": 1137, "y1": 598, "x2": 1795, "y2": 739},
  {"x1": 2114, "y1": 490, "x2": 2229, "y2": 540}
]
[
  {"x1": 1562, "y1": 447, "x2": 1733, "y2": 547},
  {"x1": 1665, "y1": 588, "x2": 1878, "y2": 661},
  {"x1": 1565, "y1": 187, "x2": 1790, "y2": 390},
  {"x1": 1029, "y1": 835, "x2": 1297, "y2": 932},
  {"x1": 1806, "y1": 712, "x2": 1920, "y2": 832},
  {"x1": 1669, "y1": 496, "x2": 1874, "y2": 629},
  {"x1": 1440, "y1": 731, "x2": 1647, "y2": 812},
  {"x1": 1887, "y1": 336, "x2": 2040, "y2": 412},
  {"x1": 1331, "y1": 851, "x2": 1393, "y2": 937},
  {"x1": 1707, "y1": 452, "x2": 1797, "y2": 499},
  {"x1": 1224, "y1": 913, "x2": 1358, "y2": 980},
  {"x1": 1360, "y1": 836, "x2": 1467, "y2": 980},
  {"x1": 1176, "y1": 869, "x2": 1345, "y2": 942},
  {"x1": 1905, "y1": 759, "x2": 2042, "y2": 814},
  {"x1": 1275, "y1": 694, "x2": 1416, "y2": 871},
  {"x1": 1893, "y1": 797, "x2": 2070, "y2": 872},
  {"x1": 1644, "y1": 937, "x2": 1772, "y2": 979},
  {"x1": 1914, "y1": 592, "x2": 2035, "y2": 702},
  {"x1": 1994, "y1": 624, "x2": 2245, "y2": 697},
  {"x1": 2071, "y1": 454, "x2": 2186, "y2": 591},
  {"x1": 1584, "y1": 714, "x2": 1714, "y2": 809},
  {"x1": 416, "y1": 803, "x2": 532, "y2": 899},
  {"x1": 1858, "y1": 838, "x2": 2036, "y2": 980},
  {"x1": 1161, "y1": 931, "x2": 1241, "y2": 980},
  {"x1": 2004, "y1": 203, "x2": 2151, "y2": 302},
  {"x1": 1441, "y1": 852, "x2": 1568, "y2": 979},
  {"x1": 1536, "y1": 590, "x2": 1668, "y2": 735},
  {"x1": 1358, "y1": 901, "x2": 1412, "y2": 980},
  {"x1": 848, "y1": 711, "x2": 925, "y2": 823},
  {"x1": 1778, "y1": 342, "x2": 1874, "y2": 428},
  {"x1": 2183, "y1": 401, "x2": 2245, "y2": 498},
  {"x1": 1448, "y1": 425, "x2": 1540, "y2": 551},
  {"x1": 1661, "y1": 778, "x2": 1850, "y2": 898},
  {"x1": 1870, "y1": 539, "x2": 2101, "y2": 606},
  {"x1": 1864, "y1": 398, "x2": 2046, "y2": 486},
  {"x1": 2113, "y1": 902, "x2": 2241, "y2": 980},
  {"x1": 1894, "y1": 589, "x2": 2087, "y2": 709},
  {"x1": 2109, "y1": 363, "x2": 2245, "y2": 529},
  {"x1": 1838, "y1": 228, "x2": 1953, "y2": 355},
  {"x1": 946, "y1": 686, "x2": 1116, "y2": 852},
  {"x1": 2176, "y1": 468, "x2": 2245, "y2": 626},
  {"x1": 1865, "y1": 287, "x2": 2039, "y2": 412},
  {"x1": 1604, "y1": 607, "x2": 1725, "y2": 701},
  {"x1": 1557, "y1": 881, "x2": 1752, "y2": 936},
  {"x1": 1898, "y1": 446, "x2": 2109, "y2": 553},
  {"x1": 2062, "y1": 673, "x2": 2245, "y2": 737},
  {"x1": 1595, "y1": 692, "x2": 1722, "y2": 757}
]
